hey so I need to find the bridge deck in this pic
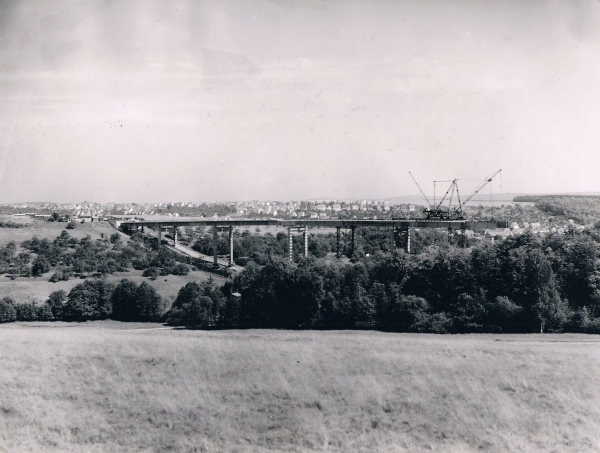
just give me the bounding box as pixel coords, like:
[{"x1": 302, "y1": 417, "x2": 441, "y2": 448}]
[{"x1": 118, "y1": 218, "x2": 507, "y2": 230}]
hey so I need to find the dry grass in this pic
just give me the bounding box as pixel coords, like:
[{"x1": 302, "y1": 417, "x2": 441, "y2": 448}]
[{"x1": 0, "y1": 326, "x2": 598, "y2": 453}]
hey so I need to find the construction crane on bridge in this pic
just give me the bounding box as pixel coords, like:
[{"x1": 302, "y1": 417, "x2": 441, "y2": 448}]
[{"x1": 409, "y1": 169, "x2": 502, "y2": 220}]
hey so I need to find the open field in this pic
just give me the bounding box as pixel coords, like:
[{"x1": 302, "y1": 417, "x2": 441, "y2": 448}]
[
  {"x1": 0, "y1": 326, "x2": 598, "y2": 452},
  {"x1": 0, "y1": 219, "x2": 118, "y2": 248}
]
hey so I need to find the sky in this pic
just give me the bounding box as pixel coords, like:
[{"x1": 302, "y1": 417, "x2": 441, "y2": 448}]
[{"x1": 1, "y1": 0, "x2": 600, "y2": 203}]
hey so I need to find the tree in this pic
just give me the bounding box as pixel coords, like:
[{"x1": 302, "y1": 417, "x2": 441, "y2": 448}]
[
  {"x1": 46, "y1": 290, "x2": 67, "y2": 320},
  {"x1": 110, "y1": 233, "x2": 122, "y2": 246},
  {"x1": 135, "y1": 282, "x2": 165, "y2": 321},
  {"x1": 15, "y1": 303, "x2": 38, "y2": 321},
  {"x1": 167, "y1": 281, "x2": 224, "y2": 328},
  {"x1": 32, "y1": 255, "x2": 51, "y2": 276},
  {"x1": 0, "y1": 297, "x2": 16, "y2": 323},
  {"x1": 63, "y1": 280, "x2": 114, "y2": 321},
  {"x1": 111, "y1": 279, "x2": 138, "y2": 321}
]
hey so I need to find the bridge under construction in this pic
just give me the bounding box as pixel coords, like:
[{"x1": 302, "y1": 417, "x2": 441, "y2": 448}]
[{"x1": 115, "y1": 218, "x2": 508, "y2": 267}]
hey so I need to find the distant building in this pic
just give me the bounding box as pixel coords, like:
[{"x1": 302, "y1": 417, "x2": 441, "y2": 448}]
[{"x1": 486, "y1": 228, "x2": 512, "y2": 238}]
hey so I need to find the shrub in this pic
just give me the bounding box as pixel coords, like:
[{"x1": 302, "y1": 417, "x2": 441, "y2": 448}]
[
  {"x1": 171, "y1": 263, "x2": 189, "y2": 276},
  {"x1": 49, "y1": 267, "x2": 72, "y2": 283},
  {"x1": 143, "y1": 267, "x2": 160, "y2": 280}
]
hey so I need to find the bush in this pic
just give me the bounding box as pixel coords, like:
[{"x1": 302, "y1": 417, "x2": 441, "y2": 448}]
[
  {"x1": 171, "y1": 263, "x2": 189, "y2": 276},
  {"x1": 143, "y1": 267, "x2": 160, "y2": 280},
  {"x1": 0, "y1": 297, "x2": 16, "y2": 323},
  {"x1": 235, "y1": 257, "x2": 250, "y2": 266},
  {"x1": 49, "y1": 267, "x2": 72, "y2": 282}
]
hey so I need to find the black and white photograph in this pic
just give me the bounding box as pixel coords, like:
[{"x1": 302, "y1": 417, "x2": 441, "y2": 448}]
[{"x1": 1, "y1": 0, "x2": 599, "y2": 451}]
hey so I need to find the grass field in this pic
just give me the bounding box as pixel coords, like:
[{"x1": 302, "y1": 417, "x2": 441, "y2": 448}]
[
  {"x1": 0, "y1": 218, "x2": 116, "y2": 248},
  {"x1": 0, "y1": 325, "x2": 598, "y2": 453}
]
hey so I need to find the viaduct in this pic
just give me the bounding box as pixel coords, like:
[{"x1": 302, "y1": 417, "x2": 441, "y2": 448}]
[{"x1": 116, "y1": 217, "x2": 508, "y2": 267}]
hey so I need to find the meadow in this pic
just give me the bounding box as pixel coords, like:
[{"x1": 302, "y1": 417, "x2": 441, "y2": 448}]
[{"x1": 0, "y1": 324, "x2": 598, "y2": 453}]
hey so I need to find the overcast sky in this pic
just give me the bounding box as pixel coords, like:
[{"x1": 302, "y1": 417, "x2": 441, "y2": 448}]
[{"x1": 0, "y1": 0, "x2": 599, "y2": 203}]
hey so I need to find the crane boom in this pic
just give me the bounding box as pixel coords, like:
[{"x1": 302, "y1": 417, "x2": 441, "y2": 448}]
[
  {"x1": 409, "y1": 172, "x2": 431, "y2": 208},
  {"x1": 460, "y1": 169, "x2": 502, "y2": 207},
  {"x1": 434, "y1": 179, "x2": 457, "y2": 211}
]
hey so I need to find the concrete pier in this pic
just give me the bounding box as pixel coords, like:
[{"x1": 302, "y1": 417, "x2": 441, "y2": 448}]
[
  {"x1": 287, "y1": 227, "x2": 293, "y2": 261},
  {"x1": 157, "y1": 225, "x2": 161, "y2": 246},
  {"x1": 212, "y1": 226, "x2": 218, "y2": 267},
  {"x1": 336, "y1": 227, "x2": 342, "y2": 259},
  {"x1": 229, "y1": 225, "x2": 234, "y2": 265},
  {"x1": 303, "y1": 226, "x2": 308, "y2": 258}
]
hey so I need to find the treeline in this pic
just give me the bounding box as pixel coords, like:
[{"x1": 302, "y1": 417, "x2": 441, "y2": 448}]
[
  {"x1": 171, "y1": 229, "x2": 600, "y2": 333},
  {"x1": 2, "y1": 230, "x2": 190, "y2": 280},
  {"x1": 0, "y1": 279, "x2": 165, "y2": 323},
  {"x1": 513, "y1": 195, "x2": 600, "y2": 225}
]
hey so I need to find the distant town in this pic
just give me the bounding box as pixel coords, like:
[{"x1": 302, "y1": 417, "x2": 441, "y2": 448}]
[{"x1": 0, "y1": 196, "x2": 592, "y2": 241}]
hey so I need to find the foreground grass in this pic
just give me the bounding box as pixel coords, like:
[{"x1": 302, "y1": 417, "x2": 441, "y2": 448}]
[{"x1": 0, "y1": 325, "x2": 598, "y2": 453}]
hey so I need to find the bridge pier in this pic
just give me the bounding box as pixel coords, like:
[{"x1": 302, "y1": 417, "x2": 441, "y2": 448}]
[
  {"x1": 303, "y1": 226, "x2": 308, "y2": 258},
  {"x1": 350, "y1": 226, "x2": 356, "y2": 257},
  {"x1": 287, "y1": 227, "x2": 293, "y2": 261},
  {"x1": 173, "y1": 228, "x2": 178, "y2": 246},
  {"x1": 157, "y1": 225, "x2": 161, "y2": 246},
  {"x1": 336, "y1": 227, "x2": 342, "y2": 259},
  {"x1": 406, "y1": 227, "x2": 411, "y2": 253},
  {"x1": 229, "y1": 225, "x2": 234, "y2": 265},
  {"x1": 212, "y1": 226, "x2": 218, "y2": 267}
]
